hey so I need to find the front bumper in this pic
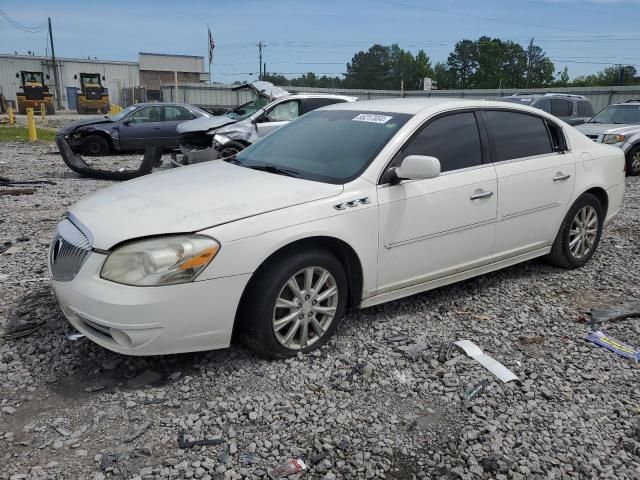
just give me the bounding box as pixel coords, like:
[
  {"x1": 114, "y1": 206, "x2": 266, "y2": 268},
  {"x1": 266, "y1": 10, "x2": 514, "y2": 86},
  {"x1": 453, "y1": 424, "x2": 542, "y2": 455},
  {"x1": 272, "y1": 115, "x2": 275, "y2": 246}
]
[{"x1": 52, "y1": 253, "x2": 251, "y2": 356}]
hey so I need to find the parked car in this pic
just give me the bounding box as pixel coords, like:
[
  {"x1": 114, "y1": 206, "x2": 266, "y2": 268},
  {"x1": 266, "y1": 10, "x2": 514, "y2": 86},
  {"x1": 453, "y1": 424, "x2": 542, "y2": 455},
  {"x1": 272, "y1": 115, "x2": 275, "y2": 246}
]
[
  {"x1": 176, "y1": 93, "x2": 357, "y2": 165},
  {"x1": 57, "y1": 102, "x2": 211, "y2": 156},
  {"x1": 576, "y1": 100, "x2": 640, "y2": 176},
  {"x1": 49, "y1": 99, "x2": 624, "y2": 358},
  {"x1": 499, "y1": 93, "x2": 594, "y2": 126}
]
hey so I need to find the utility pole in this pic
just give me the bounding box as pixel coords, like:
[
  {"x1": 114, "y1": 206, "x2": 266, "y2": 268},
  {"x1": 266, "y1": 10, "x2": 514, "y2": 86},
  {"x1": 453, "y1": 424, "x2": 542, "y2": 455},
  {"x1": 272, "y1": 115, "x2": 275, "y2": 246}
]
[
  {"x1": 257, "y1": 41, "x2": 264, "y2": 80},
  {"x1": 48, "y1": 17, "x2": 63, "y2": 109},
  {"x1": 525, "y1": 37, "x2": 534, "y2": 89}
]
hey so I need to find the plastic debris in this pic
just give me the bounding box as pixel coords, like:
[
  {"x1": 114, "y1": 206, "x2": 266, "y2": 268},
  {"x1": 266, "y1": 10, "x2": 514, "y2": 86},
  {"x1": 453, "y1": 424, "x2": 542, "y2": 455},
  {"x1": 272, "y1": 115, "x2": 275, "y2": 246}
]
[
  {"x1": 387, "y1": 333, "x2": 409, "y2": 343},
  {"x1": 453, "y1": 340, "x2": 519, "y2": 383},
  {"x1": 308, "y1": 451, "x2": 328, "y2": 465},
  {"x1": 585, "y1": 330, "x2": 640, "y2": 361},
  {"x1": 396, "y1": 342, "x2": 430, "y2": 359},
  {"x1": 66, "y1": 332, "x2": 85, "y2": 341},
  {"x1": 590, "y1": 302, "x2": 640, "y2": 327},
  {"x1": 268, "y1": 458, "x2": 306, "y2": 479},
  {"x1": 239, "y1": 452, "x2": 261, "y2": 465},
  {"x1": 465, "y1": 379, "x2": 489, "y2": 401},
  {"x1": 100, "y1": 452, "x2": 125, "y2": 471},
  {"x1": 177, "y1": 428, "x2": 224, "y2": 449}
]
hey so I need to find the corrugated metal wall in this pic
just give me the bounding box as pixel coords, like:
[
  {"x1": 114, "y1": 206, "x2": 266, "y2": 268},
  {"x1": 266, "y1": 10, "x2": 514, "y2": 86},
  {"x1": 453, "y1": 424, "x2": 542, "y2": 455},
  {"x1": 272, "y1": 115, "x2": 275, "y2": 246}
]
[
  {"x1": 162, "y1": 84, "x2": 640, "y2": 112},
  {"x1": 0, "y1": 55, "x2": 139, "y2": 108}
]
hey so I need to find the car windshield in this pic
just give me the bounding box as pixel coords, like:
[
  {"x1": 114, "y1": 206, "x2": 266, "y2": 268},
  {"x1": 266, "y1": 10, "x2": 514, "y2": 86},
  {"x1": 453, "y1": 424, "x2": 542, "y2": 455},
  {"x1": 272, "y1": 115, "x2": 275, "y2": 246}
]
[
  {"x1": 234, "y1": 110, "x2": 411, "y2": 184},
  {"x1": 499, "y1": 97, "x2": 533, "y2": 105},
  {"x1": 589, "y1": 104, "x2": 640, "y2": 124},
  {"x1": 110, "y1": 105, "x2": 138, "y2": 121}
]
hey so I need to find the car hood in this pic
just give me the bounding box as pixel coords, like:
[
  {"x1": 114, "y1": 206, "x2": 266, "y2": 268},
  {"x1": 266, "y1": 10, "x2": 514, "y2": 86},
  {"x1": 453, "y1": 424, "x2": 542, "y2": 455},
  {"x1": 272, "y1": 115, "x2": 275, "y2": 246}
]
[
  {"x1": 58, "y1": 116, "x2": 114, "y2": 134},
  {"x1": 177, "y1": 115, "x2": 237, "y2": 134},
  {"x1": 69, "y1": 161, "x2": 343, "y2": 250},
  {"x1": 576, "y1": 123, "x2": 640, "y2": 136}
]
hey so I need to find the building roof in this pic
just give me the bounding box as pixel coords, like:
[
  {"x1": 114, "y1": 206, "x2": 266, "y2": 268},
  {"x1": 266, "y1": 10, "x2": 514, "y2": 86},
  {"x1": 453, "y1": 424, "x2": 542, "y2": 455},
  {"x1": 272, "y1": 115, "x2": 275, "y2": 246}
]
[
  {"x1": 0, "y1": 53, "x2": 138, "y2": 66},
  {"x1": 139, "y1": 52, "x2": 204, "y2": 59}
]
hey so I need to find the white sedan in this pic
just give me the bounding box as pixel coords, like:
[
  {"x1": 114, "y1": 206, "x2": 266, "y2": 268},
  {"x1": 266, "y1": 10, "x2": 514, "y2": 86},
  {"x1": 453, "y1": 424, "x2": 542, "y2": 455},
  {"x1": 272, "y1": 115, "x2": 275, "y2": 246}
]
[{"x1": 49, "y1": 99, "x2": 625, "y2": 358}]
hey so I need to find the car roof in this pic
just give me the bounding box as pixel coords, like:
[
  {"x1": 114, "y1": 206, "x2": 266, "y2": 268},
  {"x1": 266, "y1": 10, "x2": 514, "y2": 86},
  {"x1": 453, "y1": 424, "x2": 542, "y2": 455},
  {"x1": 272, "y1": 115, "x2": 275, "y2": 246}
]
[
  {"x1": 285, "y1": 93, "x2": 357, "y2": 102},
  {"x1": 502, "y1": 93, "x2": 587, "y2": 100},
  {"x1": 322, "y1": 97, "x2": 541, "y2": 115},
  {"x1": 130, "y1": 102, "x2": 196, "y2": 108}
]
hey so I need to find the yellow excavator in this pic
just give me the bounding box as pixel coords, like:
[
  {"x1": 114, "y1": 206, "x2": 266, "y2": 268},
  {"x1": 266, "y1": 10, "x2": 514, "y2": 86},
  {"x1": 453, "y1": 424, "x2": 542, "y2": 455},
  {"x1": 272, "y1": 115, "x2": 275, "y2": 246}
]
[
  {"x1": 75, "y1": 73, "x2": 110, "y2": 114},
  {"x1": 15, "y1": 71, "x2": 55, "y2": 114}
]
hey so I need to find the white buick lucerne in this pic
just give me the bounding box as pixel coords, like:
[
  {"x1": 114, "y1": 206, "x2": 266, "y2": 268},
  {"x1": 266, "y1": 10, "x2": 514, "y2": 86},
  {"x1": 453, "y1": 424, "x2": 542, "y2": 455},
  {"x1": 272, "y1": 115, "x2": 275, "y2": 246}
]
[{"x1": 49, "y1": 99, "x2": 625, "y2": 358}]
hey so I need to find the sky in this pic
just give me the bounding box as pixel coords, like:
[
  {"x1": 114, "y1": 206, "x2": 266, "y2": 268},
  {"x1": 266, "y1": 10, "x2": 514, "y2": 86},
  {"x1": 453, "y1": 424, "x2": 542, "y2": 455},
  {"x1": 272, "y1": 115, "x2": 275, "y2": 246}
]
[{"x1": 1, "y1": 0, "x2": 640, "y2": 86}]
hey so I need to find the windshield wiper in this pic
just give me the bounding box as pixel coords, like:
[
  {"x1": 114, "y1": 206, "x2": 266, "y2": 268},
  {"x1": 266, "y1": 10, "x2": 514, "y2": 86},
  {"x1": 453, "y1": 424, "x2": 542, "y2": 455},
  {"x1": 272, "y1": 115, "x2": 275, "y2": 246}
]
[{"x1": 246, "y1": 164, "x2": 301, "y2": 178}]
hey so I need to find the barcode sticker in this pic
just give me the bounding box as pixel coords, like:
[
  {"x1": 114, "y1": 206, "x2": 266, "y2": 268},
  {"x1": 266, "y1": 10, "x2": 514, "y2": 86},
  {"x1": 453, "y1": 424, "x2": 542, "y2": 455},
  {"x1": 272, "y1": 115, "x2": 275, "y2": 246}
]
[{"x1": 352, "y1": 114, "x2": 393, "y2": 124}]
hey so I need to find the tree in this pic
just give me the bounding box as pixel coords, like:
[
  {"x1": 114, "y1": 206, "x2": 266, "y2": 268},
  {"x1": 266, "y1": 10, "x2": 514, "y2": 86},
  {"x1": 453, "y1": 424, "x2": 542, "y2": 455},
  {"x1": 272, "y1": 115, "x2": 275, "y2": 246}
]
[
  {"x1": 526, "y1": 43, "x2": 555, "y2": 87},
  {"x1": 345, "y1": 44, "x2": 392, "y2": 89},
  {"x1": 555, "y1": 67, "x2": 570, "y2": 87},
  {"x1": 432, "y1": 62, "x2": 453, "y2": 90},
  {"x1": 447, "y1": 39, "x2": 478, "y2": 89}
]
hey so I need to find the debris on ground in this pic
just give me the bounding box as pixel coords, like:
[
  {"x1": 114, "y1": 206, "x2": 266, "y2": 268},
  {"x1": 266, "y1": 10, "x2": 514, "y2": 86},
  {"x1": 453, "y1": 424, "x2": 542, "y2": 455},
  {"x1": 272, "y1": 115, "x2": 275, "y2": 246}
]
[
  {"x1": 268, "y1": 458, "x2": 306, "y2": 479},
  {"x1": 0, "y1": 188, "x2": 36, "y2": 196},
  {"x1": 122, "y1": 420, "x2": 152, "y2": 443},
  {"x1": 464, "y1": 379, "x2": 490, "y2": 401},
  {"x1": 386, "y1": 333, "x2": 409, "y2": 343},
  {"x1": 590, "y1": 301, "x2": 640, "y2": 326},
  {"x1": 453, "y1": 340, "x2": 519, "y2": 383},
  {"x1": 177, "y1": 428, "x2": 224, "y2": 449},
  {"x1": 66, "y1": 332, "x2": 85, "y2": 341},
  {"x1": 0, "y1": 176, "x2": 56, "y2": 186},
  {"x1": 585, "y1": 330, "x2": 640, "y2": 361},
  {"x1": 100, "y1": 452, "x2": 125, "y2": 471},
  {"x1": 2, "y1": 317, "x2": 45, "y2": 339},
  {"x1": 518, "y1": 335, "x2": 545, "y2": 345},
  {"x1": 396, "y1": 342, "x2": 430, "y2": 359},
  {"x1": 308, "y1": 451, "x2": 329, "y2": 465}
]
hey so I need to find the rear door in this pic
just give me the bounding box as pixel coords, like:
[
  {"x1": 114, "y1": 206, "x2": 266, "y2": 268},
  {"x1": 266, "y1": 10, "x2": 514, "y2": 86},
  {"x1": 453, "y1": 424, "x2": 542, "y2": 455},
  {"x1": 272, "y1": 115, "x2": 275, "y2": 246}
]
[
  {"x1": 255, "y1": 99, "x2": 301, "y2": 138},
  {"x1": 118, "y1": 106, "x2": 164, "y2": 150},
  {"x1": 484, "y1": 109, "x2": 575, "y2": 258}
]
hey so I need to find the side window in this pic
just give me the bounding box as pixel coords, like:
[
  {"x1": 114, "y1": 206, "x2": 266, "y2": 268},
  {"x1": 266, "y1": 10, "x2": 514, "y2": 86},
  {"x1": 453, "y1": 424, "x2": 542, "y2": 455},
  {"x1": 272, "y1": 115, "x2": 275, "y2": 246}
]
[
  {"x1": 302, "y1": 98, "x2": 346, "y2": 114},
  {"x1": 401, "y1": 112, "x2": 482, "y2": 173},
  {"x1": 546, "y1": 121, "x2": 567, "y2": 152},
  {"x1": 550, "y1": 99, "x2": 572, "y2": 117},
  {"x1": 577, "y1": 101, "x2": 593, "y2": 117},
  {"x1": 266, "y1": 100, "x2": 300, "y2": 122},
  {"x1": 164, "y1": 106, "x2": 195, "y2": 121},
  {"x1": 535, "y1": 98, "x2": 551, "y2": 113},
  {"x1": 129, "y1": 106, "x2": 163, "y2": 123},
  {"x1": 485, "y1": 110, "x2": 553, "y2": 161}
]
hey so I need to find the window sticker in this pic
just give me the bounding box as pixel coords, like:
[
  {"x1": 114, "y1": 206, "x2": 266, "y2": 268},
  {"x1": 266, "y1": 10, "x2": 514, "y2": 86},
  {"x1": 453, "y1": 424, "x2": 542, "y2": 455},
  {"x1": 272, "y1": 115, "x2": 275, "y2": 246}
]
[{"x1": 352, "y1": 113, "x2": 393, "y2": 124}]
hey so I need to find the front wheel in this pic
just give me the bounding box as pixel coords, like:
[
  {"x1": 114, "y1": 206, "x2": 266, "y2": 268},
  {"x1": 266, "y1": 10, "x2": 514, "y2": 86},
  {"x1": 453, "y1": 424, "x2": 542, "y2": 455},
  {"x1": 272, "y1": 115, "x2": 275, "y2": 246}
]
[
  {"x1": 626, "y1": 146, "x2": 640, "y2": 176},
  {"x1": 81, "y1": 135, "x2": 110, "y2": 156},
  {"x1": 546, "y1": 193, "x2": 604, "y2": 269},
  {"x1": 240, "y1": 248, "x2": 348, "y2": 358},
  {"x1": 217, "y1": 141, "x2": 246, "y2": 161}
]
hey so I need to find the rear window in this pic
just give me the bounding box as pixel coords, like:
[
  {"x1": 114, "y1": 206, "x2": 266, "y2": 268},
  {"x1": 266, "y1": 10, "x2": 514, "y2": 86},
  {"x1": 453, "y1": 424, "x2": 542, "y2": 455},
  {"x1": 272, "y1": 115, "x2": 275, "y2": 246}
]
[
  {"x1": 500, "y1": 97, "x2": 533, "y2": 105},
  {"x1": 485, "y1": 110, "x2": 553, "y2": 161},
  {"x1": 577, "y1": 101, "x2": 593, "y2": 117},
  {"x1": 550, "y1": 99, "x2": 573, "y2": 117},
  {"x1": 302, "y1": 98, "x2": 347, "y2": 114}
]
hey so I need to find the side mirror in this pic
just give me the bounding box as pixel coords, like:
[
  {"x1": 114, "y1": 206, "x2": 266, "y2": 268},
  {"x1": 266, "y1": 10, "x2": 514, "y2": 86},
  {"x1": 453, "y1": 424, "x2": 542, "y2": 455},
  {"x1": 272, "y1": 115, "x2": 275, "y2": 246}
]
[{"x1": 394, "y1": 155, "x2": 441, "y2": 181}]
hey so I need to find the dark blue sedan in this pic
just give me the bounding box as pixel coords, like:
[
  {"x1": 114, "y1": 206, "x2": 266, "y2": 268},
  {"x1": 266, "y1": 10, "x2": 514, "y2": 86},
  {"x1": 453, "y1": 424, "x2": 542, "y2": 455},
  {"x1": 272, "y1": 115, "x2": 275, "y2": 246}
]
[{"x1": 57, "y1": 102, "x2": 211, "y2": 156}]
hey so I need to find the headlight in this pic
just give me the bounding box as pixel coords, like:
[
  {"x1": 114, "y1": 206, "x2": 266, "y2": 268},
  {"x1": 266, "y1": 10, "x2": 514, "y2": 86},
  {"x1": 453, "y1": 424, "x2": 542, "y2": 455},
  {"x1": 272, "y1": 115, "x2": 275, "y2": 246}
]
[
  {"x1": 603, "y1": 134, "x2": 625, "y2": 144},
  {"x1": 211, "y1": 133, "x2": 231, "y2": 146},
  {"x1": 101, "y1": 235, "x2": 220, "y2": 286}
]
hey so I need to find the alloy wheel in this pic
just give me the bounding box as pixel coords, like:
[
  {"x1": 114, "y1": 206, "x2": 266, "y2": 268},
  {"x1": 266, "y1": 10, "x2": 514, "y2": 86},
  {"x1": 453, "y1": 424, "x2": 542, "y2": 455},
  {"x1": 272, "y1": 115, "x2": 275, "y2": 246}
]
[
  {"x1": 219, "y1": 146, "x2": 240, "y2": 160},
  {"x1": 569, "y1": 206, "x2": 598, "y2": 259},
  {"x1": 272, "y1": 266, "x2": 339, "y2": 350}
]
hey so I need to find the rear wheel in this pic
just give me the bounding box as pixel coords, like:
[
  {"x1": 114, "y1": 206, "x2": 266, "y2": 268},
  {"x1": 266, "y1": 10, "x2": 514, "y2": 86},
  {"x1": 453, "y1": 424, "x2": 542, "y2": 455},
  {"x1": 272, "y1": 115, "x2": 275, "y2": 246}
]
[
  {"x1": 81, "y1": 135, "x2": 110, "y2": 156},
  {"x1": 626, "y1": 146, "x2": 640, "y2": 176},
  {"x1": 546, "y1": 193, "x2": 604, "y2": 268},
  {"x1": 240, "y1": 248, "x2": 348, "y2": 358}
]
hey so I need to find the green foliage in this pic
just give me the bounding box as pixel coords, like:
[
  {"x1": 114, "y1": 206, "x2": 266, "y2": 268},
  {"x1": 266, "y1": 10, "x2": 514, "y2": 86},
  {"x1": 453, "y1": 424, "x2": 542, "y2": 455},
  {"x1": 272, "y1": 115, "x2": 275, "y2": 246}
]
[
  {"x1": 0, "y1": 126, "x2": 56, "y2": 142},
  {"x1": 260, "y1": 38, "x2": 640, "y2": 90}
]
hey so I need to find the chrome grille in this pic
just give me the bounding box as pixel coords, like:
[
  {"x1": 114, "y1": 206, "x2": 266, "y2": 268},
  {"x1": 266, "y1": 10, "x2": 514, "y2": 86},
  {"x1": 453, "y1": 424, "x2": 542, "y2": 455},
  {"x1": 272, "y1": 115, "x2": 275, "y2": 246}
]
[{"x1": 49, "y1": 217, "x2": 92, "y2": 281}]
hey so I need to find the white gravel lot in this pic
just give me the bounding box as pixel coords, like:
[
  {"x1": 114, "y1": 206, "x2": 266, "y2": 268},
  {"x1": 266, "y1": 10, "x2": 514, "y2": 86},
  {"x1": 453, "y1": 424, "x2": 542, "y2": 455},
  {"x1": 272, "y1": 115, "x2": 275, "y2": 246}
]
[{"x1": 0, "y1": 140, "x2": 639, "y2": 480}]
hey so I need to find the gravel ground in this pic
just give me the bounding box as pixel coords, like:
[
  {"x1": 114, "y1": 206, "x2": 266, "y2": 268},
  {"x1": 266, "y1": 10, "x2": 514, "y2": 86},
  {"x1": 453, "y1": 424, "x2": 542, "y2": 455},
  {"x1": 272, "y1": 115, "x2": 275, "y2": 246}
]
[{"x1": 1, "y1": 140, "x2": 639, "y2": 480}]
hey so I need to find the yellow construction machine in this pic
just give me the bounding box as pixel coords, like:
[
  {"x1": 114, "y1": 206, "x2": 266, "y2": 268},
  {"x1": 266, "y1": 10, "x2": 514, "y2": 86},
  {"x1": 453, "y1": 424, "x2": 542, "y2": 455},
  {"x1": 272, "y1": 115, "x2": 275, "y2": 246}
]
[
  {"x1": 75, "y1": 73, "x2": 110, "y2": 114},
  {"x1": 15, "y1": 71, "x2": 55, "y2": 115}
]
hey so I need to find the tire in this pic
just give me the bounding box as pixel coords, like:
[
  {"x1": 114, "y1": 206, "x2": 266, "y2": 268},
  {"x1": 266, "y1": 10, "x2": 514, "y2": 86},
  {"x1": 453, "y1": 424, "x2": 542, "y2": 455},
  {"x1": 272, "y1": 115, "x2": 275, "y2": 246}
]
[
  {"x1": 546, "y1": 193, "x2": 604, "y2": 269},
  {"x1": 626, "y1": 146, "x2": 640, "y2": 177},
  {"x1": 239, "y1": 248, "x2": 348, "y2": 359},
  {"x1": 218, "y1": 141, "x2": 246, "y2": 161},
  {"x1": 81, "y1": 135, "x2": 110, "y2": 156},
  {"x1": 100, "y1": 106, "x2": 110, "y2": 115}
]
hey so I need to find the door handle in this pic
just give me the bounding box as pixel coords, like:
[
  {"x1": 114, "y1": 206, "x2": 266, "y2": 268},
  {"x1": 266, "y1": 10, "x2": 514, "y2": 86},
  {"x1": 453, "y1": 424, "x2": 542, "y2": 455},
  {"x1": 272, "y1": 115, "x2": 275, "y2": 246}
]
[
  {"x1": 553, "y1": 173, "x2": 571, "y2": 182},
  {"x1": 470, "y1": 190, "x2": 494, "y2": 200}
]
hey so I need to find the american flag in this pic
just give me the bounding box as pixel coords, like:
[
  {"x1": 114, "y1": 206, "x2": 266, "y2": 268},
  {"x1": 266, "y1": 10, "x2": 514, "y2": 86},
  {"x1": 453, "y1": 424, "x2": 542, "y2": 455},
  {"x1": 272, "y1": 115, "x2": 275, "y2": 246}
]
[{"x1": 208, "y1": 28, "x2": 215, "y2": 64}]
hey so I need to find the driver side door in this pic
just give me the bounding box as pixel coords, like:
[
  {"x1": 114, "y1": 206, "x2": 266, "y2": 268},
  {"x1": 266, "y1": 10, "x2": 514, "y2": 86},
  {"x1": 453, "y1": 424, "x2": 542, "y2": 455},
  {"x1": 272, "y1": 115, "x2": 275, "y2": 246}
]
[
  {"x1": 255, "y1": 99, "x2": 301, "y2": 138},
  {"x1": 376, "y1": 111, "x2": 498, "y2": 294},
  {"x1": 118, "y1": 106, "x2": 164, "y2": 150}
]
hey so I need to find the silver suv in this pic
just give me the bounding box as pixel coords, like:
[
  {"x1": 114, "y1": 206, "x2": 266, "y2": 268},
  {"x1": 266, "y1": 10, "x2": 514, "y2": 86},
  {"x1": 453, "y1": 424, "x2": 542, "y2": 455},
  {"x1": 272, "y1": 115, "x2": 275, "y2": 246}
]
[
  {"x1": 576, "y1": 100, "x2": 640, "y2": 176},
  {"x1": 499, "y1": 93, "x2": 594, "y2": 126}
]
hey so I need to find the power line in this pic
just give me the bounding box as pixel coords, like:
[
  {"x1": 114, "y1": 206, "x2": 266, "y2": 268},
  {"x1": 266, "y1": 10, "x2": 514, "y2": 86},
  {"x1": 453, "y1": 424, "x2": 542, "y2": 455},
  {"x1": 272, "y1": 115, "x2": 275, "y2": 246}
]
[{"x1": 0, "y1": 9, "x2": 47, "y2": 32}]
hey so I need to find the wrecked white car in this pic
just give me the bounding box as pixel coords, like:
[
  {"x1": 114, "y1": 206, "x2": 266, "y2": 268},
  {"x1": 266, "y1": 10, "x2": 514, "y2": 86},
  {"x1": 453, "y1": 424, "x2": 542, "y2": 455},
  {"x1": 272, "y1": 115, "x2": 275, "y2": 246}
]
[{"x1": 176, "y1": 88, "x2": 356, "y2": 165}]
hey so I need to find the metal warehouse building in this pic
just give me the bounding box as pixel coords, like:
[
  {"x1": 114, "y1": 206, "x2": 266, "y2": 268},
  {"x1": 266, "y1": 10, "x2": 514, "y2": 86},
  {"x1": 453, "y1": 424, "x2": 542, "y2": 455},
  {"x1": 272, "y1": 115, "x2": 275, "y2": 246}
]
[{"x1": 0, "y1": 52, "x2": 207, "y2": 109}]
